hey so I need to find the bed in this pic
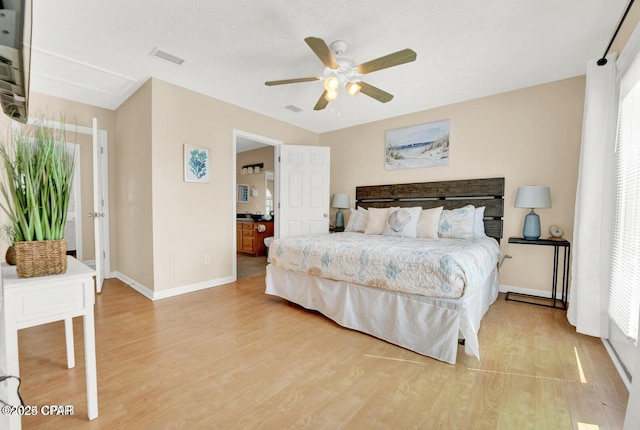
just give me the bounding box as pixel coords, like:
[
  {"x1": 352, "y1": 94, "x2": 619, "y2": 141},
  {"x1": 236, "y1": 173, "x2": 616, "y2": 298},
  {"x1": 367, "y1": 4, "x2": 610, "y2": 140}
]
[{"x1": 265, "y1": 177, "x2": 505, "y2": 364}]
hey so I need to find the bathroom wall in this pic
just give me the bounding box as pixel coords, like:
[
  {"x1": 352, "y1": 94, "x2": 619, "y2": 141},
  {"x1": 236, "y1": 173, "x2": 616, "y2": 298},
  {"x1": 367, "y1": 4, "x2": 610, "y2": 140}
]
[{"x1": 236, "y1": 146, "x2": 275, "y2": 215}]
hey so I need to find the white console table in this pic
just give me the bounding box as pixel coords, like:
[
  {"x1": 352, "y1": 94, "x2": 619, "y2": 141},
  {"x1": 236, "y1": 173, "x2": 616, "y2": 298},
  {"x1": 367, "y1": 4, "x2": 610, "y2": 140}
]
[{"x1": 0, "y1": 257, "x2": 98, "y2": 430}]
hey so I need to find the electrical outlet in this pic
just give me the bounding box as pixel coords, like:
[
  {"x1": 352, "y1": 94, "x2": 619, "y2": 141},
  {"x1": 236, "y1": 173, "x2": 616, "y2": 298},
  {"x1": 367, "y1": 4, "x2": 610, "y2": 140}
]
[{"x1": 204, "y1": 255, "x2": 211, "y2": 265}]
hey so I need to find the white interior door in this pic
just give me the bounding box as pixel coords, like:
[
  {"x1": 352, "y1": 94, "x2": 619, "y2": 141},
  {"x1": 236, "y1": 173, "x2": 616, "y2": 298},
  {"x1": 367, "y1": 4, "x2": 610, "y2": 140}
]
[
  {"x1": 278, "y1": 145, "x2": 330, "y2": 238},
  {"x1": 92, "y1": 118, "x2": 106, "y2": 292},
  {"x1": 65, "y1": 143, "x2": 82, "y2": 259}
]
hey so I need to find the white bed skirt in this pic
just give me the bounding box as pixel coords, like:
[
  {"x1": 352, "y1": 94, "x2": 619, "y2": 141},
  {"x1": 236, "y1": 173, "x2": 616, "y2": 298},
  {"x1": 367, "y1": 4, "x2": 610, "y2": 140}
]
[{"x1": 265, "y1": 264, "x2": 499, "y2": 364}]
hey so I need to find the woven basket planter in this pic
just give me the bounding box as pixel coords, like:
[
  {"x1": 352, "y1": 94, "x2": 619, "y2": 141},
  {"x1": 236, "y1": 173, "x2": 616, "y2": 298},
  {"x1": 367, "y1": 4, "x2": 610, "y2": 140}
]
[
  {"x1": 5, "y1": 245, "x2": 16, "y2": 265},
  {"x1": 15, "y1": 238, "x2": 67, "y2": 278}
]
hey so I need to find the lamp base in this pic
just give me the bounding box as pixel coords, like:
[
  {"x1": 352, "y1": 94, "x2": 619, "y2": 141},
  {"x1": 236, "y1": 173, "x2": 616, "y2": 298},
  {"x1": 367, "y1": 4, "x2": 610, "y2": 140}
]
[
  {"x1": 335, "y1": 209, "x2": 344, "y2": 229},
  {"x1": 522, "y1": 209, "x2": 541, "y2": 240}
]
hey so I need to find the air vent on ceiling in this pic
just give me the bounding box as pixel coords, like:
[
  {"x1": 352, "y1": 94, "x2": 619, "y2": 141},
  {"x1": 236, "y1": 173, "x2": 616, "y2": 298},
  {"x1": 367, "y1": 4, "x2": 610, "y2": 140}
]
[
  {"x1": 285, "y1": 105, "x2": 303, "y2": 113},
  {"x1": 149, "y1": 47, "x2": 185, "y2": 65}
]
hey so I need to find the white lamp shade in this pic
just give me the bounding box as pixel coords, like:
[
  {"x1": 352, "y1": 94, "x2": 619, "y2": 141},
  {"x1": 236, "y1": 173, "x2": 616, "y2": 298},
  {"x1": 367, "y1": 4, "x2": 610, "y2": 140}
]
[
  {"x1": 346, "y1": 81, "x2": 361, "y2": 96},
  {"x1": 324, "y1": 76, "x2": 339, "y2": 91},
  {"x1": 325, "y1": 89, "x2": 338, "y2": 102},
  {"x1": 331, "y1": 193, "x2": 350, "y2": 209},
  {"x1": 514, "y1": 186, "x2": 551, "y2": 209}
]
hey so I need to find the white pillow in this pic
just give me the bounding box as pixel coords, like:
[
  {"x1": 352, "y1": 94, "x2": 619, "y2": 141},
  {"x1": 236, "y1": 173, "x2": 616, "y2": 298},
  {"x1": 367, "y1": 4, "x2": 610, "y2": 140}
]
[
  {"x1": 473, "y1": 206, "x2": 487, "y2": 237},
  {"x1": 345, "y1": 207, "x2": 368, "y2": 232},
  {"x1": 438, "y1": 205, "x2": 475, "y2": 239},
  {"x1": 383, "y1": 207, "x2": 422, "y2": 238},
  {"x1": 416, "y1": 207, "x2": 444, "y2": 239},
  {"x1": 364, "y1": 208, "x2": 391, "y2": 235}
]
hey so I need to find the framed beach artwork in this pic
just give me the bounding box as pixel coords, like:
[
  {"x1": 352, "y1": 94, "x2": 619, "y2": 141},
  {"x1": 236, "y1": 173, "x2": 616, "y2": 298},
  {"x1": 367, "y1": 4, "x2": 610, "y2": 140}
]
[
  {"x1": 184, "y1": 144, "x2": 210, "y2": 183},
  {"x1": 385, "y1": 119, "x2": 450, "y2": 170}
]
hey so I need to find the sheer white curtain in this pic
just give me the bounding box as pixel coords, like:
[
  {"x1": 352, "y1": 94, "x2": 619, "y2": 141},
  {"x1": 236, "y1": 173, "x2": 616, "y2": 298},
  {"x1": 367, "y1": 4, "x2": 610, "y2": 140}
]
[{"x1": 567, "y1": 54, "x2": 618, "y2": 337}]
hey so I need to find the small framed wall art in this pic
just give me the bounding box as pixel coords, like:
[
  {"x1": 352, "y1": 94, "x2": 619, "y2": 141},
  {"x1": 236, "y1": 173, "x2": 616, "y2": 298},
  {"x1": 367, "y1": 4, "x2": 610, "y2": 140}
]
[
  {"x1": 184, "y1": 144, "x2": 210, "y2": 183},
  {"x1": 385, "y1": 119, "x2": 450, "y2": 170},
  {"x1": 237, "y1": 184, "x2": 249, "y2": 203}
]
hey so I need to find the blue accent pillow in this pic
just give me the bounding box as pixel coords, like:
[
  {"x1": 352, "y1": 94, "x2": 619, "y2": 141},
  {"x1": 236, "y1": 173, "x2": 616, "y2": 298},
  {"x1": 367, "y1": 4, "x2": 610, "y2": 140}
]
[{"x1": 438, "y1": 205, "x2": 475, "y2": 238}]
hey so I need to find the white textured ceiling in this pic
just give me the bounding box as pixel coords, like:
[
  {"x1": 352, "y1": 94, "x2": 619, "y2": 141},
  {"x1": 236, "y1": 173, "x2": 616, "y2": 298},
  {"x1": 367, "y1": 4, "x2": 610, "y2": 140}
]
[{"x1": 29, "y1": 0, "x2": 627, "y2": 134}]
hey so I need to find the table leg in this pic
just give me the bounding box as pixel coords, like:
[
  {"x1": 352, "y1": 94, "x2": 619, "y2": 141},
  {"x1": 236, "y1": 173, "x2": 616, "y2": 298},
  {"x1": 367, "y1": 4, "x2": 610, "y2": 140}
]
[
  {"x1": 563, "y1": 246, "x2": 571, "y2": 304},
  {"x1": 83, "y1": 310, "x2": 98, "y2": 420},
  {"x1": 1, "y1": 323, "x2": 22, "y2": 430},
  {"x1": 64, "y1": 318, "x2": 75, "y2": 369},
  {"x1": 552, "y1": 247, "x2": 559, "y2": 308}
]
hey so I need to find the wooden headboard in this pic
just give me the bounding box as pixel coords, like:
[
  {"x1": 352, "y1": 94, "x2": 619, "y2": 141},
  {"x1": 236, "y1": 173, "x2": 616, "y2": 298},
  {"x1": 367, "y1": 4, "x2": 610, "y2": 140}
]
[{"x1": 355, "y1": 177, "x2": 505, "y2": 241}]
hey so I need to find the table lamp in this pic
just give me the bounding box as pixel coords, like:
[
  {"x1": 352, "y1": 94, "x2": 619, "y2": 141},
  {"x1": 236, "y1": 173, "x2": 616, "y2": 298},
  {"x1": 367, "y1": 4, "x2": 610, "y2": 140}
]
[
  {"x1": 331, "y1": 194, "x2": 350, "y2": 229},
  {"x1": 514, "y1": 186, "x2": 551, "y2": 240}
]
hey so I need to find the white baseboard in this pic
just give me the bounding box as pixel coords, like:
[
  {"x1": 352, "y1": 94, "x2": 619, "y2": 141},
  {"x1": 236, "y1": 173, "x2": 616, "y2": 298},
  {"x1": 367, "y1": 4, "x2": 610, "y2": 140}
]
[
  {"x1": 111, "y1": 271, "x2": 235, "y2": 301},
  {"x1": 602, "y1": 338, "x2": 633, "y2": 391},
  {"x1": 153, "y1": 276, "x2": 235, "y2": 300},
  {"x1": 112, "y1": 271, "x2": 154, "y2": 300}
]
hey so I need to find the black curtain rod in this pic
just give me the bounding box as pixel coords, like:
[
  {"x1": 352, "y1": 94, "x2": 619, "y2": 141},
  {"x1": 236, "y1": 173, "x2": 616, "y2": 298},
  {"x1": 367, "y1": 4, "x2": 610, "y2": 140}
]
[{"x1": 598, "y1": 0, "x2": 636, "y2": 66}]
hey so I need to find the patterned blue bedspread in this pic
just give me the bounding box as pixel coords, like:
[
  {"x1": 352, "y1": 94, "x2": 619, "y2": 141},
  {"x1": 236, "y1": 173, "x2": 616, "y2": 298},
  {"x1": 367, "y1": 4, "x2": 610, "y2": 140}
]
[{"x1": 269, "y1": 232, "x2": 502, "y2": 298}]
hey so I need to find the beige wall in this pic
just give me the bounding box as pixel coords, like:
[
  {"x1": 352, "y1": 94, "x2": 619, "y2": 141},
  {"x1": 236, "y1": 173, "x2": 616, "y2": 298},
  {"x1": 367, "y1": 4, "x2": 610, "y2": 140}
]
[
  {"x1": 236, "y1": 146, "x2": 275, "y2": 214},
  {"x1": 148, "y1": 79, "x2": 318, "y2": 292},
  {"x1": 114, "y1": 80, "x2": 155, "y2": 288},
  {"x1": 0, "y1": 78, "x2": 317, "y2": 294},
  {"x1": 0, "y1": 77, "x2": 586, "y2": 297},
  {"x1": 3, "y1": 5, "x2": 639, "y2": 299},
  {"x1": 321, "y1": 76, "x2": 586, "y2": 294}
]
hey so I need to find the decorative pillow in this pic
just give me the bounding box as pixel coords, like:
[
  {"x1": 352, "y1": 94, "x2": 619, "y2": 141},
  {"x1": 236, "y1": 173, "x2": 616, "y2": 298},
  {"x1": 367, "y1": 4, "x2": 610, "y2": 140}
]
[
  {"x1": 383, "y1": 207, "x2": 422, "y2": 238},
  {"x1": 364, "y1": 207, "x2": 391, "y2": 235},
  {"x1": 345, "y1": 207, "x2": 368, "y2": 232},
  {"x1": 416, "y1": 206, "x2": 444, "y2": 239},
  {"x1": 473, "y1": 206, "x2": 487, "y2": 237},
  {"x1": 438, "y1": 205, "x2": 475, "y2": 239}
]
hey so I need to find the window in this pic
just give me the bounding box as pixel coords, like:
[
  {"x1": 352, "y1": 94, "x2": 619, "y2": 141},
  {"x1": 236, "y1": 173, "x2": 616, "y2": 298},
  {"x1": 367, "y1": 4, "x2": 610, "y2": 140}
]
[
  {"x1": 609, "y1": 55, "x2": 640, "y2": 344},
  {"x1": 265, "y1": 188, "x2": 273, "y2": 214}
]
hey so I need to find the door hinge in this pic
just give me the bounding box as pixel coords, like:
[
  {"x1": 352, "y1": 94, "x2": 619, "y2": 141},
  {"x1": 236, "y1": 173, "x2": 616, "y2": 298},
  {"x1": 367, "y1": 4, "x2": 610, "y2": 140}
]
[
  {"x1": 100, "y1": 146, "x2": 104, "y2": 155},
  {"x1": 278, "y1": 156, "x2": 281, "y2": 162},
  {"x1": 278, "y1": 202, "x2": 280, "y2": 208}
]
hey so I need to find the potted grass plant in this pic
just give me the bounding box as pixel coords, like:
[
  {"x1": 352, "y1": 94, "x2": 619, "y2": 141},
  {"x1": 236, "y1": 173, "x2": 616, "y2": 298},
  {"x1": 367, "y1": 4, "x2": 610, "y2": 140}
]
[
  {"x1": 0, "y1": 221, "x2": 16, "y2": 265},
  {"x1": 0, "y1": 123, "x2": 75, "y2": 278}
]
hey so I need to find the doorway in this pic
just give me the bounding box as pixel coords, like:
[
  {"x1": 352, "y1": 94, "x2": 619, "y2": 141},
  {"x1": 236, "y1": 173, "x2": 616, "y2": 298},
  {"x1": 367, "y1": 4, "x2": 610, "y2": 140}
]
[
  {"x1": 19, "y1": 118, "x2": 110, "y2": 285},
  {"x1": 64, "y1": 142, "x2": 82, "y2": 258},
  {"x1": 233, "y1": 130, "x2": 280, "y2": 280}
]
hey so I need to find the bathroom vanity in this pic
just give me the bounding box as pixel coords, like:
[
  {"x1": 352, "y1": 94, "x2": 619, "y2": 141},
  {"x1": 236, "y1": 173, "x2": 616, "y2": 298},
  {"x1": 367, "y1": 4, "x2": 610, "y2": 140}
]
[{"x1": 236, "y1": 220, "x2": 274, "y2": 257}]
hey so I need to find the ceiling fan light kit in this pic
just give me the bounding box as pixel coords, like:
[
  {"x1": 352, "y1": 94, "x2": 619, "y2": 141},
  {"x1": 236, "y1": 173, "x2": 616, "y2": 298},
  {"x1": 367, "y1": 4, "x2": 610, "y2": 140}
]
[
  {"x1": 325, "y1": 89, "x2": 338, "y2": 102},
  {"x1": 265, "y1": 37, "x2": 417, "y2": 111},
  {"x1": 346, "y1": 81, "x2": 362, "y2": 97},
  {"x1": 323, "y1": 76, "x2": 339, "y2": 91}
]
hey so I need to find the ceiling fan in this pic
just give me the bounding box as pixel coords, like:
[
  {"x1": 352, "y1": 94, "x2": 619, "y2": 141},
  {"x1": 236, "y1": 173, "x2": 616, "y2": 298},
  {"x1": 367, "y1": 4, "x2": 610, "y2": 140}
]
[{"x1": 265, "y1": 37, "x2": 417, "y2": 111}]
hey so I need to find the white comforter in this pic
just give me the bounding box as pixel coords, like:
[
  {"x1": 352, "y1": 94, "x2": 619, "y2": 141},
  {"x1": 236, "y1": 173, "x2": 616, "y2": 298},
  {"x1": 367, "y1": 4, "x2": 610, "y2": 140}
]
[{"x1": 268, "y1": 232, "x2": 502, "y2": 299}]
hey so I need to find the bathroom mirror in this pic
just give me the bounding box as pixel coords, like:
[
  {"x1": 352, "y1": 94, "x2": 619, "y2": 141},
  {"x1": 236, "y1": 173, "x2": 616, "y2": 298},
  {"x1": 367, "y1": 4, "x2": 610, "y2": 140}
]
[{"x1": 235, "y1": 172, "x2": 272, "y2": 216}]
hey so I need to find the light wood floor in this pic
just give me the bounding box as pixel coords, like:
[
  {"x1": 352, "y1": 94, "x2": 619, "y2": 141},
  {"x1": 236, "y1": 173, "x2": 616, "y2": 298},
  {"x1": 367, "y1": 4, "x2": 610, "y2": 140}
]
[{"x1": 16, "y1": 276, "x2": 628, "y2": 429}]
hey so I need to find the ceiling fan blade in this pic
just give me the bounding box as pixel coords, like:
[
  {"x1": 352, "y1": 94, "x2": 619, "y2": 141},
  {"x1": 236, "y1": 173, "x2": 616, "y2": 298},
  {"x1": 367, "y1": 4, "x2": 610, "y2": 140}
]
[
  {"x1": 358, "y1": 82, "x2": 394, "y2": 103},
  {"x1": 356, "y1": 49, "x2": 417, "y2": 75},
  {"x1": 305, "y1": 37, "x2": 339, "y2": 69},
  {"x1": 314, "y1": 91, "x2": 329, "y2": 110},
  {"x1": 265, "y1": 77, "x2": 320, "y2": 86}
]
